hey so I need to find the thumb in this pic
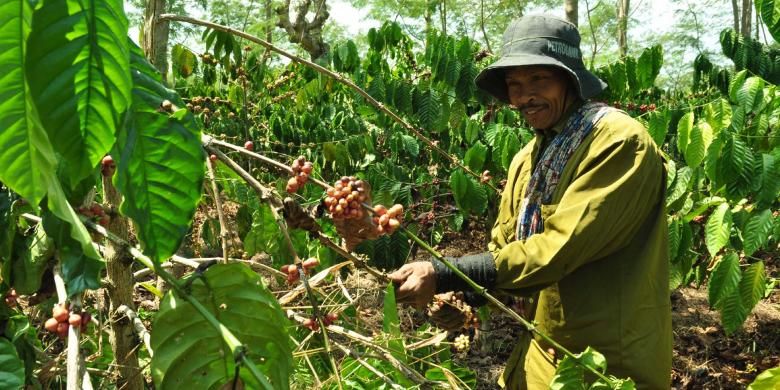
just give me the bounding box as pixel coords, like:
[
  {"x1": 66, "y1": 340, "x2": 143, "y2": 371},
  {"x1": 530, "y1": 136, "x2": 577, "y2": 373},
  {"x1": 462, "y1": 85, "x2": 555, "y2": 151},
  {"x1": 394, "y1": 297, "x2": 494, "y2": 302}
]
[{"x1": 387, "y1": 267, "x2": 410, "y2": 284}]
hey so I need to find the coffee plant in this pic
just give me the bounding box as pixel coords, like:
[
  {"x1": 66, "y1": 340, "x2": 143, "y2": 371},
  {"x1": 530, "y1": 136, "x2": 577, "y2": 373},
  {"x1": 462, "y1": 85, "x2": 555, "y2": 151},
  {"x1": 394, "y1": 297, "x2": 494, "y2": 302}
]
[{"x1": 0, "y1": 0, "x2": 778, "y2": 389}]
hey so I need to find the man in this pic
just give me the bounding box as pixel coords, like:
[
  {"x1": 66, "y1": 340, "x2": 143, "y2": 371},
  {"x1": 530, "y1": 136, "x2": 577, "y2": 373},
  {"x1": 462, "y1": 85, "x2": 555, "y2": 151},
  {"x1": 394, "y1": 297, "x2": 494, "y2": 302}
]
[{"x1": 385, "y1": 15, "x2": 672, "y2": 389}]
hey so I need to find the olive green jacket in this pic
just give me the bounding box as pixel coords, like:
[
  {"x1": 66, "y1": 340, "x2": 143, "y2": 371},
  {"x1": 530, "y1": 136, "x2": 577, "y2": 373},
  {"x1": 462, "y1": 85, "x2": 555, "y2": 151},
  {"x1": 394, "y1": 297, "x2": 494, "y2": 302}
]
[{"x1": 489, "y1": 109, "x2": 672, "y2": 389}]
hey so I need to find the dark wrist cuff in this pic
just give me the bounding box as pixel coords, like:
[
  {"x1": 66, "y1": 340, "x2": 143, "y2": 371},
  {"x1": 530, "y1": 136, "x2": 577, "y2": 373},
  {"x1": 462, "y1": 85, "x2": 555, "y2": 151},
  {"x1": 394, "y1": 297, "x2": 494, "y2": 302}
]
[{"x1": 432, "y1": 252, "x2": 496, "y2": 297}]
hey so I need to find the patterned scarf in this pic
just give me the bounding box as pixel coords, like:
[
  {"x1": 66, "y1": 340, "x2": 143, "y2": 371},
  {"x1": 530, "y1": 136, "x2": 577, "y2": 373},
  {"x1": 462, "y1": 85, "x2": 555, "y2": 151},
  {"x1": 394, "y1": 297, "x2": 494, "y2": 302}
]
[{"x1": 516, "y1": 101, "x2": 614, "y2": 240}]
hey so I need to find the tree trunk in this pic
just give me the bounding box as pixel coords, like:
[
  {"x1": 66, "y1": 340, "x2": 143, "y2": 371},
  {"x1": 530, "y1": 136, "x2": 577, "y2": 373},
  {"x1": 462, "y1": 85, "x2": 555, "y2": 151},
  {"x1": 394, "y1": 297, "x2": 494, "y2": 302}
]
[
  {"x1": 440, "y1": 0, "x2": 447, "y2": 35},
  {"x1": 617, "y1": 0, "x2": 630, "y2": 57},
  {"x1": 102, "y1": 177, "x2": 144, "y2": 390},
  {"x1": 480, "y1": 0, "x2": 492, "y2": 53},
  {"x1": 276, "y1": 0, "x2": 330, "y2": 60},
  {"x1": 565, "y1": 0, "x2": 578, "y2": 27},
  {"x1": 732, "y1": 0, "x2": 740, "y2": 34},
  {"x1": 142, "y1": 0, "x2": 170, "y2": 80},
  {"x1": 741, "y1": 0, "x2": 752, "y2": 38}
]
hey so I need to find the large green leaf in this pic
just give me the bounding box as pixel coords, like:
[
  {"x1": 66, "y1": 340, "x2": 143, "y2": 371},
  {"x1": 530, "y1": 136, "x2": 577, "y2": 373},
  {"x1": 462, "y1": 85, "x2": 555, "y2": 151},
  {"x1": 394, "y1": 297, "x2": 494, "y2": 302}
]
[
  {"x1": 41, "y1": 210, "x2": 103, "y2": 294},
  {"x1": 9, "y1": 225, "x2": 53, "y2": 295},
  {"x1": 666, "y1": 166, "x2": 692, "y2": 209},
  {"x1": 705, "y1": 202, "x2": 732, "y2": 257},
  {"x1": 720, "y1": 289, "x2": 747, "y2": 334},
  {"x1": 645, "y1": 110, "x2": 669, "y2": 147},
  {"x1": 704, "y1": 98, "x2": 732, "y2": 134},
  {"x1": 719, "y1": 133, "x2": 755, "y2": 198},
  {"x1": 737, "y1": 77, "x2": 764, "y2": 113},
  {"x1": 0, "y1": 0, "x2": 59, "y2": 206},
  {"x1": 748, "y1": 366, "x2": 780, "y2": 390},
  {"x1": 756, "y1": 0, "x2": 780, "y2": 43},
  {"x1": 171, "y1": 44, "x2": 198, "y2": 78},
  {"x1": 684, "y1": 122, "x2": 713, "y2": 168},
  {"x1": 414, "y1": 88, "x2": 440, "y2": 131},
  {"x1": 742, "y1": 209, "x2": 774, "y2": 256},
  {"x1": 636, "y1": 45, "x2": 663, "y2": 89},
  {"x1": 115, "y1": 45, "x2": 204, "y2": 263},
  {"x1": 464, "y1": 141, "x2": 488, "y2": 171},
  {"x1": 151, "y1": 263, "x2": 292, "y2": 390},
  {"x1": 708, "y1": 251, "x2": 741, "y2": 308},
  {"x1": 757, "y1": 153, "x2": 780, "y2": 207},
  {"x1": 676, "y1": 112, "x2": 694, "y2": 158},
  {"x1": 728, "y1": 70, "x2": 747, "y2": 104},
  {"x1": 738, "y1": 261, "x2": 766, "y2": 316},
  {"x1": 26, "y1": 0, "x2": 131, "y2": 189},
  {"x1": 449, "y1": 169, "x2": 487, "y2": 215},
  {"x1": 0, "y1": 338, "x2": 24, "y2": 389}
]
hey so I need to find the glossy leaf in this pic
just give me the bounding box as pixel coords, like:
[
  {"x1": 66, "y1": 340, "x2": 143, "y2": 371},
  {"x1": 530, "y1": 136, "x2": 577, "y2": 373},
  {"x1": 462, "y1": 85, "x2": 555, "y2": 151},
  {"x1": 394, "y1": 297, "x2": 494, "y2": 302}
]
[
  {"x1": 172, "y1": 44, "x2": 198, "y2": 78},
  {"x1": 449, "y1": 169, "x2": 487, "y2": 215},
  {"x1": 756, "y1": 0, "x2": 780, "y2": 45},
  {"x1": 705, "y1": 203, "x2": 732, "y2": 257},
  {"x1": 464, "y1": 141, "x2": 488, "y2": 171},
  {"x1": 9, "y1": 225, "x2": 53, "y2": 295},
  {"x1": 645, "y1": 110, "x2": 669, "y2": 147},
  {"x1": 636, "y1": 45, "x2": 663, "y2": 89},
  {"x1": 26, "y1": 0, "x2": 131, "y2": 188},
  {"x1": 748, "y1": 366, "x2": 780, "y2": 390},
  {"x1": 0, "y1": 0, "x2": 58, "y2": 205},
  {"x1": 708, "y1": 251, "x2": 741, "y2": 308},
  {"x1": 704, "y1": 98, "x2": 732, "y2": 134},
  {"x1": 739, "y1": 261, "x2": 766, "y2": 316},
  {"x1": 728, "y1": 70, "x2": 747, "y2": 104},
  {"x1": 742, "y1": 209, "x2": 774, "y2": 256},
  {"x1": 737, "y1": 77, "x2": 764, "y2": 113},
  {"x1": 115, "y1": 45, "x2": 204, "y2": 263},
  {"x1": 41, "y1": 210, "x2": 103, "y2": 294},
  {"x1": 0, "y1": 338, "x2": 24, "y2": 389},
  {"x1": 682, "y1": 122, "x2": 709, "y2": 168},
  {"x1": 666, "y1": 166, "x2": 692, "y2": 208},
  {"x1": 720, "y1": 288, "x2": 748, "y2": 334},
  {"x1": 676, "y1": 112, "x2": 694, "y2": 158},
  {"x1": 151, "y1": 263, "x2": 291, "y2": 390},
  {"x1": 757, "y1": 153, "x2": 780, "y2": 207}
]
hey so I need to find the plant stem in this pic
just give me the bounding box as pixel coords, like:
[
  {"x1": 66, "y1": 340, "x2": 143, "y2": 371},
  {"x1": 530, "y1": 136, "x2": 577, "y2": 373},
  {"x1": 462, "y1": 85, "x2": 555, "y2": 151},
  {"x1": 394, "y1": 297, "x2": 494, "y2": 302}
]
[
  {"x1": 206, "y1": 156, "x2": 231, "y2": 263},
  {"x1": 164, "y1": 14, "x2": 496, "y2": 192},
  {"x1": 202, "y1": 140, "x2": 622, "y2": 384},
  {"x1": 205, "y1": 145, "x2": 343, "y2": 389}
]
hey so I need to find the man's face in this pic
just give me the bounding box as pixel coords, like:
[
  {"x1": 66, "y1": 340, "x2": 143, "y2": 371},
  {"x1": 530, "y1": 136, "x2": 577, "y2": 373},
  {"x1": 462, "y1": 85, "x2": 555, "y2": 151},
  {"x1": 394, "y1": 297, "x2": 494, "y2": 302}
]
[{"x1": 505, "y1": 66, "x2": 574, "y2": 130}]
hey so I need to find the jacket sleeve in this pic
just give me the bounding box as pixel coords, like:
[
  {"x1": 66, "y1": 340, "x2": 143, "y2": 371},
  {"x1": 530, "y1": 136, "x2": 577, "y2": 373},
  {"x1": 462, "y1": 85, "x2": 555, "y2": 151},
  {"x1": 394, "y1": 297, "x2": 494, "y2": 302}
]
[{"x1": 492, "y1": 126, "x2": 665, "y2": 295}]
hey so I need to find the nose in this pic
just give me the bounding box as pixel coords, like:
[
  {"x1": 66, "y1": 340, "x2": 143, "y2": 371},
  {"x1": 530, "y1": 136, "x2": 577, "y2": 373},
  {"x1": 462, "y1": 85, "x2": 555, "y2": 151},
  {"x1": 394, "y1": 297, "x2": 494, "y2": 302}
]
[{"x1": 507, "y1": 85, "x2": 536, "y2": 108}]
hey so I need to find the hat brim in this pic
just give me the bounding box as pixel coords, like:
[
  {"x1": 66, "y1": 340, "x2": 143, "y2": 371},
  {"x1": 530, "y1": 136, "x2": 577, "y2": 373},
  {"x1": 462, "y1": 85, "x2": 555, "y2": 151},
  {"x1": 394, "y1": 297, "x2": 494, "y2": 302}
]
[{"x1": 474, "y1": 54, "x2": 607, "y2": 103}]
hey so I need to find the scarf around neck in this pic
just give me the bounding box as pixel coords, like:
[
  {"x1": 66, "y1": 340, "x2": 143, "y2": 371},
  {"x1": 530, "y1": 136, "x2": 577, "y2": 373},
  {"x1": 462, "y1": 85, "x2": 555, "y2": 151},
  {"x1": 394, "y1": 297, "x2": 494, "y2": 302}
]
[{"x1": 516, "y1": 101, "x2": 614, "y2": 240}]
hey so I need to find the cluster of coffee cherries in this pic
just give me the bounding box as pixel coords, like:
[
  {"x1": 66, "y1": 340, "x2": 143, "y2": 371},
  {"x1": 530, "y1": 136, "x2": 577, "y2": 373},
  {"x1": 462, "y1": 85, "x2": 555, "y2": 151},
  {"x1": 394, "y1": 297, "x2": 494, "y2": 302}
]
[
  {"x1": 302, "y1": 312, "x2": 339, "y2": 331},
  {"x1": 280, "y1": 257, "x2": 319, "y2": 284},
  {"x1": 429, "y1": 293, "x2": 479, "y2": 330},
  {"x1": 612, "y1": 101, "x2": 657, "y2": 113},
  {"x1": 77, "y1": 202, "x2": 110, "y2": 227},
  {"x1": 286, "y1": 156, "x2": 313, "y2": 193},
  {"x1": 44, "y1": 304, "x2": 91, "y2": 338},
  {"x1": 324, "y1": 177, "x2": 369, "y2": 219},
  {"x1": 453, "y1": 334, "x2": 470, "y2": 353},
  {"x1": 4, "y1": 288, "x2": 17, "y2": 306},
  {"x1": 371, "y1": 204, "x2": 404, "y2": 235}
]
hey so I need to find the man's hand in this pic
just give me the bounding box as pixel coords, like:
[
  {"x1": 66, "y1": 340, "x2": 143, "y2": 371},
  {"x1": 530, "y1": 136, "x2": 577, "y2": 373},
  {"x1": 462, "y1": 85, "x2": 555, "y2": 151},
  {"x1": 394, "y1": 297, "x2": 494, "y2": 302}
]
[
  {"x1": 388, "y1": 262, "x2": 436, "y2": 309},
  {"x1": 428, "y1": 292, "x2": 470, "y2": 332}
]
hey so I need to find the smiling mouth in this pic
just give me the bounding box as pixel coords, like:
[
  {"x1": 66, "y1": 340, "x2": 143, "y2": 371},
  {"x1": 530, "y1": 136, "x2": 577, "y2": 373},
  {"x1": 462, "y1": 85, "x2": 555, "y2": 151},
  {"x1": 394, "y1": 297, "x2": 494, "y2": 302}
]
[{"x1": 522, "y1": 105, "x2": 546, "y2": 115}]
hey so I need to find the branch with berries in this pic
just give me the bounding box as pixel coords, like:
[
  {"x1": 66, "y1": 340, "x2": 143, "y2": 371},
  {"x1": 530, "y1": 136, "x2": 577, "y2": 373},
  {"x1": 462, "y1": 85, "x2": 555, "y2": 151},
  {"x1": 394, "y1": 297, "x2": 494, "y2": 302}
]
[{"x1": 201, "y1": 135, "x2": 628, "y2": 386}]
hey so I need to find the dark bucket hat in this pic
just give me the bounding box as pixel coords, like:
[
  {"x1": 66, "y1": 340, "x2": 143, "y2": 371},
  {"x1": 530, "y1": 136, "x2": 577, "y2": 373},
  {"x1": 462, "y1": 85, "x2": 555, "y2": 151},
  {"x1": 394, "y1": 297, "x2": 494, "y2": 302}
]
[{"x1": 475, "y1": 15, "x2": 607, "y2": 103}]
